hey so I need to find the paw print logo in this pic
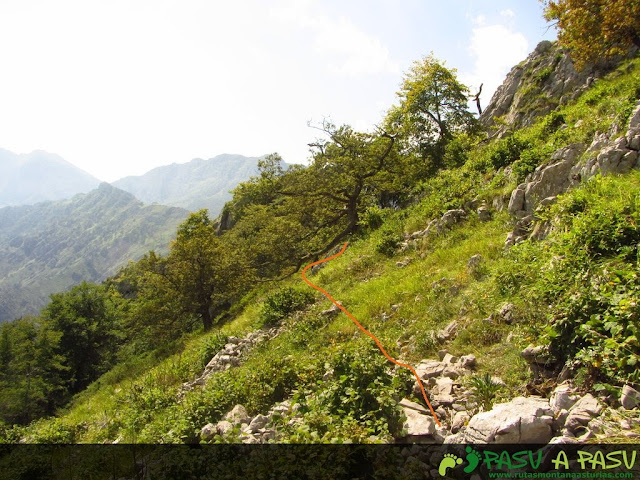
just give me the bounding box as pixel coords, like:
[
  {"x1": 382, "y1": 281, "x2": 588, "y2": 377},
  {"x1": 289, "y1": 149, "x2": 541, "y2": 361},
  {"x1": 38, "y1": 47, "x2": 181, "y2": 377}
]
[{"x1": 438, "y1": 446, "x2": 481, "y2": 477}]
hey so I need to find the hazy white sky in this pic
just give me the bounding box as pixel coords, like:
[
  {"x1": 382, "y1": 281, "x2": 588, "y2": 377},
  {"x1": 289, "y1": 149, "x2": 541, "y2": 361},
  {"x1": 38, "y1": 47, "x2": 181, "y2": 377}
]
[{"x1": 0, "y1": 1, "x2": 555, "y2": 182}]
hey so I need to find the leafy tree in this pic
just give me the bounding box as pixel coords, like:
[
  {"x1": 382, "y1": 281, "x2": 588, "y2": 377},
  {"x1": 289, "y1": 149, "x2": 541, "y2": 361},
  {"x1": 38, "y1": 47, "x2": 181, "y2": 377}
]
[
  {"x1": 386, "y1": 54, "x2": 477, "y2": 174},
  {"x1": 228, "y1": 124, "x2": 399, "y2": 277},
  {"x1": 0, "y1": 318, "x2": 67, "y2": 424},
  {"x1": 168, "y1": 210, "x2": 253, "y2": 331},
  {"x1": 43, "y1": 282, "x2": 121, "y2": 393},
  {"x1": 110, "y1": 251, "x2": 186, "y2": 352},
  {"x1": 543, "y1": 0, "x2": 640, "y2": 69}
]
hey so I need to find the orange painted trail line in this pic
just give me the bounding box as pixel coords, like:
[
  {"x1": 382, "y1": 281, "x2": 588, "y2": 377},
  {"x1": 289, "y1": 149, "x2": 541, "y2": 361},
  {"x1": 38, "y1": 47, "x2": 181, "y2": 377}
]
[{"x1": 301, "y1": 242, "x2": 441, "y2": 427}]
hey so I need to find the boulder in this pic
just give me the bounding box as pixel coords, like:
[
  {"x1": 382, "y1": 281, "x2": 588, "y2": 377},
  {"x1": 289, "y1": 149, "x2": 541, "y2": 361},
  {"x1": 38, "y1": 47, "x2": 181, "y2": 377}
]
[
  {"x1": 477, "y1": 206, "x2": 492, "y2": 222},
  {"x1": 497, "y1": 303, "x2": 517, "y2": 324},
  {"x1": 621, "y1": 385, "x2": 640, "y2": 410},
  {"x1": 441, "y1": 353, "x2": 458, "y2": 365},
  {"x1": 597, "y1": 144, "x2": 635, "y2": 174},
  {"x1": 248, "y1": 414, "x2": 269, "y2": 433},
  {"x1": 200, "y1": 423, "x2": 216, "y2": 441},
  {"x1": 549, "y1": 382, "x2": 579, "y2": 414},
  {"x1": 416, "y1": 360, "x2": 445, "y2": 379},
  {"x1": 440, "y1": 209, "x2": 466, "y2": 228},
  {"x1": 451, "y1": 411, "x2": 471, "y2": 433},
  {"x1": 458, "y1": 354, "x2": 476, "y2": 369},
  {"x1": 399, "y1": 398, "x2": 437, "y2": 440},
  {"x1": 521, "y1": 345, "x2": 554, "y2": 365},
  {"x1": 320, "y1": 302, "x2": 342, "y2": 316},
  {"x1": 564, "y1": 394, "x2": 602, "y2": 433},
  {"x1": 437, "y1": 320, "x2": 458, "y2": 342},
  {"x1": 467, "y1": 254, "x2": 483, "y2": 271},
  {"x1": 223, "y1": 404, "x2": 250, "y2": 425},
  {"x1": 461, "y1": 396, "x2": 554, "y2": 443},
  {"x1": 215, "y1": 420, "x2": 234, "y2": 436}
]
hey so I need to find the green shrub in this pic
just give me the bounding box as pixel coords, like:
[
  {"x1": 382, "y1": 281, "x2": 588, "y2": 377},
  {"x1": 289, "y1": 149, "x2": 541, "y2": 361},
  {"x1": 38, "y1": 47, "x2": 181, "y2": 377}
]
[
  {"x1": 260, "y1": 287, "x2": 315, "y2": 326},
  {"x1": 200, "y1": 333, "x2": 227, "y2": 368},
  {"x1": 376, "y1": 228, "x2": 402, "y2": 257},
  {"x1": 288, "y1": 343, "x2": 412, "y2": 442},
  {"x1": 468, "y1": 373, "x2": 502, "y2": 411},
  {"x1": 489, "y1": 134, "x2": 531, "y2": 170},
  {"x1": 501, "y1": 174, "x2": 640, "y2": 385},
  {"x1": 360, "y1": 206, "x2": 386, "y2": 231}
]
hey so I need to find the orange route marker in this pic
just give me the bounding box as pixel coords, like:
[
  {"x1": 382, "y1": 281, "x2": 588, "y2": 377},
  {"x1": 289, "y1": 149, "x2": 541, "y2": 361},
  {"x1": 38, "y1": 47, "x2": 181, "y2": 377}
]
[{"x1": 301, "y1": 242, "x2": 441, "y2": 427}]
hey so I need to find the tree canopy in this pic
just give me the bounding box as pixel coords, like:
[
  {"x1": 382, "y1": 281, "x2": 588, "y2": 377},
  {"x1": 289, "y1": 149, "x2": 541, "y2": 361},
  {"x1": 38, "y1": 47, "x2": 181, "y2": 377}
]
[
  {"x1": 543, "y1": 0, "x2": 640, "y2": 69},
  {"x1": 225, "y1": 123, "x2": 400, "y2": 278},
  {"x1": 386, "y1": 54, "x2": 477, "y2": 174}
]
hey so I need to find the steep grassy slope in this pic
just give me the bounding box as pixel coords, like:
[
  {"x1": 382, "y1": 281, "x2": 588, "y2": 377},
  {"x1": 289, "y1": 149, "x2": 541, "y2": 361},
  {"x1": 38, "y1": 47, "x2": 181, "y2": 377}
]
[{"x1": 5, "y1": 47, "x2": 640, "y2": 444}]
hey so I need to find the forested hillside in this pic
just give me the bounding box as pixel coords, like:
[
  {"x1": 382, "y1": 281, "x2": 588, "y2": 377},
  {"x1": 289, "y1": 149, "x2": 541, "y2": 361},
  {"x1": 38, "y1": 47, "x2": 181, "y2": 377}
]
[
  {"x1": 1, "y1": 2, "x2": 640, "y2": 460},
  {"x1": 0, "y1": 184, "x2": 189, "y2": 323},
  {"x1": 112, "y1": 154, "x2": 275, "y2": 216}
]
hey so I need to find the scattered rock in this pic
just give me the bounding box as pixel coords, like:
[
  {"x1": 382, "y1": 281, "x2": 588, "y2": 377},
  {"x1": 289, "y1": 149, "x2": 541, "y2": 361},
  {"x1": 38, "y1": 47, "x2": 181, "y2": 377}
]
[
  {"x1": 621, "y1": 385, "x2": 640, "y2": 410},
  {"x1": 466, "y1": 254, "x2": 483, "y2": 272},
  {"x1": 248, "y1": 414, "x2": 269, "y2": 433},
  {"x1": 320, "y1": 302, "x2": 342, "y2": 316},
  {"x1": 457, "y1": 396, "x2": 554, "y2": 443},
  {"x1": 521, "y1": 345, "x2": 555, "y2": 366},
  {"x1": 200, "y1": 423, "x2": 216, "y2": 441},
  {"x1": 564, "y1": 394, "x2": 602, "y2": 434},
  {"x1": 477, "y1": 206, "x2": 492, "y2": 222},
  {"x1": 451, "y1": 411, "x2": 471, "y2": 433},
  {"x1": 437, "y1": 320, "x2": 458, "y2": 342},
  {"x1": 399, "y1": 398, "x2": 437, "y2": 441},
  {"x1": 416, "y1": 360, "x2": 446, "y2": 379},
  {"x1": 224, "y1": 404, "x2": 251, "y2": 425},
  {"x1": 497, "y1": 303, "x2": 517, "y2": 324},
  {"x1": 440, "y1": 209, "x2": 467, "y2": 229},
  {"x1": 396, "y1": 258, "x2": 410, "y2": 268},
  {"x1": 215, "y1": 420, "x2": 234, "y2": 436},
  {"x1": 550, "y1": 382, "x2": 579, "y2": 414},
  {"x1": 459, "y1": 354, "x2": 476, "y2": 369}
]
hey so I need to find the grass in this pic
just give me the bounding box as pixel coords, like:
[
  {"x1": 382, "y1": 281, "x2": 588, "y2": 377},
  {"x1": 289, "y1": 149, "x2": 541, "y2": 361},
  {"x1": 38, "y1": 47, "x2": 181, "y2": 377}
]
[{"x1": 12, "y1": 51, "x2": 640, "y2": 444}]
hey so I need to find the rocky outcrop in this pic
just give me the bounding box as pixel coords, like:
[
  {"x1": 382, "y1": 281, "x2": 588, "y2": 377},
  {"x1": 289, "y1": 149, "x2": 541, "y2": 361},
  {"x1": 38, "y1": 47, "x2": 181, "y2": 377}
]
[
  {"x1": 506, "y1": 101, "x2": 640, "y2": 247},
  {"x1": 481, "y1": 40, "x2": 634, "y2": 136},
  {"x1": 442, "y1": 381, "x2": 617, "y2": 444},
  {"x1": 180, "y1": 327, "x2": 283, "y2": 396},
  {"x1": 402, "y1": 208, "x2": 469, "y2": 251},
  {"x1": 446, "y1": 396, "x2": 554, "y2": 444},
  {"x1": 508, "y1": 143, "x2": 585, "y2": 218},
  {"x1": 481, "y1": 41, "x2": 590, "y2": 135},
  {"x1": 200, "y1": 399, "x2": 302, "y2": 444}
]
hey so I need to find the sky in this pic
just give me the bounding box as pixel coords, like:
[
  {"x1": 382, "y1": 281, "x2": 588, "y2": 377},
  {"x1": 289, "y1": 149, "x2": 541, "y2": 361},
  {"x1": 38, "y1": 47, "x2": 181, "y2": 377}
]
[{"x1": 0, "y1": 1, "x2": 556, "y2": 182}]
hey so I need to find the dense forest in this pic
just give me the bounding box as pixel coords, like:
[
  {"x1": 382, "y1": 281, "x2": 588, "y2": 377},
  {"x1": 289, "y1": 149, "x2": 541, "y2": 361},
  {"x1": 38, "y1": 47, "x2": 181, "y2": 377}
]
[{"x1": 1, "y1": 0, "x2": 640, "y2": 449}]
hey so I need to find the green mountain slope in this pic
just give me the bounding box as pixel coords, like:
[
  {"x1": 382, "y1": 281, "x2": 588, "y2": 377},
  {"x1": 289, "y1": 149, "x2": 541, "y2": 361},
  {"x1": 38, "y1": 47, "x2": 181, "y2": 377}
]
[
  {"x1": 0, "y1": 183, "x2": 189, "y2": 323},
  {"x1": 3, "y1": 41, "x2": 640, "y2": 451},
  {"x1": 0, "y1": 149, "x2": 101, "y2": 207},
  {"x1": 112, "y1": 154, "x2": 275, "y2": 216}
]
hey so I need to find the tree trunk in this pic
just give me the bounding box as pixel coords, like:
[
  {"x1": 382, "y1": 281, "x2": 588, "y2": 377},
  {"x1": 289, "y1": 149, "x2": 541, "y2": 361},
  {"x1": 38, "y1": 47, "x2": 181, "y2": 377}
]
[{"x1": 201, "y1": 306, "x2": 213, "y2": 331}]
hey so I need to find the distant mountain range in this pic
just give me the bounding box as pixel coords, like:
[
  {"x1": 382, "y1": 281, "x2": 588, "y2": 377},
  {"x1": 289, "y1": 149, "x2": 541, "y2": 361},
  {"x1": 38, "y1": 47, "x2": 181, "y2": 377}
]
[
  {"x1": 0, "y1": 148, "x2": 101, "y2": 207},
  {"x1": 0, "y1": 149, "x2": 272, "y2": 322},
  {"x1": 112, "y1": 154, "x2": 270, "y2": 216},
  {"x1": 0, "y1": 183, "x2": 189, "y2": 323}
]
